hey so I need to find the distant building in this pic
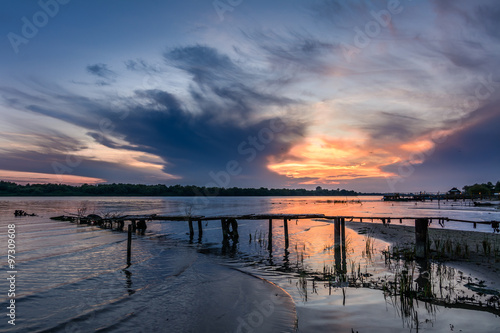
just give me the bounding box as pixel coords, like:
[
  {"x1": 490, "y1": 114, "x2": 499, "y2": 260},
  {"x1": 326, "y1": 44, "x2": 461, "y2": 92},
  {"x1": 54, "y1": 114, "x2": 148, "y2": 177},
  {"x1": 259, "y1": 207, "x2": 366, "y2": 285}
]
[
  {"x1": 316, "y1": 186, "x2": 322, "y2": 192},
  {"x1": 448, "y1": 187, "x2": 461, "y2": 195}
]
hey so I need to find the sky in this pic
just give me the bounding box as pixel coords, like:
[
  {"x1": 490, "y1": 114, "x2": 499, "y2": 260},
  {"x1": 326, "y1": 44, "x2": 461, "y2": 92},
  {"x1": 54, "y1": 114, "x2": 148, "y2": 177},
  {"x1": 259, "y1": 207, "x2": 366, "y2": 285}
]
[{"x1": 0, "y1": 0, "x2": 499, "y2": 193}]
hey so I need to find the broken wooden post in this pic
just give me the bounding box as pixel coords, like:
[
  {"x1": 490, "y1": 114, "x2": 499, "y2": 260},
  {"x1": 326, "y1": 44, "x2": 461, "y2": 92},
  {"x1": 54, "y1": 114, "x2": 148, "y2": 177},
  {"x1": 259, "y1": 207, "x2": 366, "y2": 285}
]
[
  {"x1": 188, "y1": 218, "x2": 194, "y2": 241},
  {"x1": 268, "y1": 218, "x2": 273, "y2": 252},
  {"x1": 415, "y1": 218, "x2": 429, "y2": 259},
  {"x1": 127, "y1": 225, "x2": 132, "y2": 266},
  {"x1": 284, "y1": 218, "x2": 289, "y2": 249}
]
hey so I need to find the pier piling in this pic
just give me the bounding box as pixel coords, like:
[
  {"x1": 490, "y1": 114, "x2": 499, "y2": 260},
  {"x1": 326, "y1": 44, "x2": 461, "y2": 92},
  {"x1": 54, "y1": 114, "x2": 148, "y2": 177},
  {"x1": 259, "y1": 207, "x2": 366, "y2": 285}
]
[
  {"x1": 284, "y1": 218, "x2": 289, "y2": 249},
  {"x1": 268, "y1": 218, "x2": 273, "y2": 252},
  {"x1": 334, "y1": 217, "x2": 341, "y2": 273},
  {"x1": 415, "y1": 218, "x2": 429, "y2": 259},
  {"x1": 197, "y1": 219, "x2": 203, "y2": 241},
  {"x1": 341, "y1": 217, "x2": 347, "y2": 273},
  {"x1": 229, "y1": 218, "x2": 239, "y2": 241},
  {"x1": 127, "y1": 225, "x2": 132, "y2": 266},
  {"x1": 221, "y1": 219, "x2": 229, "y2": 241},
  {"x1": 188, "y1": 218, "x2": 194, "y2": 241}
]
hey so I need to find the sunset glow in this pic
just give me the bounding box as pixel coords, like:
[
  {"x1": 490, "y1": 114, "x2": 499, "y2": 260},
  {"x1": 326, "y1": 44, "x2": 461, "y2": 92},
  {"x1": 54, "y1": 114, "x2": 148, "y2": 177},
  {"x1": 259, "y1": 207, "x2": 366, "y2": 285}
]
[{"x1": 1, "y1": 0, "x2": 499, "y2": 192}]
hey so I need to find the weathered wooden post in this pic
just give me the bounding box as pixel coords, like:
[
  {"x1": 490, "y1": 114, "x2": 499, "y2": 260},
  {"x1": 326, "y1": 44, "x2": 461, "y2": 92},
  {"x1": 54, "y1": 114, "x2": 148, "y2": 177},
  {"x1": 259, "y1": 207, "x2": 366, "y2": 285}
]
[
  {"x1": 131, "y1": 219, "x2": 137, "y2": 232},
  {"x1": 415, "y1": 218, "x2": 429, "y2": 259},
  {"x1": 127, "y1": 225, "x2": 132, "y2": 266},
  {"x1": 341, "y1": 217, "x2": 347, "y2": 273},
  {"x1": 268, "y1": 218, "x2": 273, "y2": 252},
  {"x1": 284, "y1": 218, "x2": 289, "y2": 249},
  {"x1": 188, "y1": 218, "x2": 194, "y2": 241},
  {"x1": 334, "y1": 217, "x2": 341, "y2": 273},
  {"x1": 197, "y1": 219, "x2": 203, "y2": 239},
  {"x1": 334, "y1": 217, "x2": 341, "y2": 249},
  {"x1": 221, "y1": 218, "x2": 229, "y2": 241},
  {"x1": 229, "y1": 218, "x2": 239, "y2": 241}
]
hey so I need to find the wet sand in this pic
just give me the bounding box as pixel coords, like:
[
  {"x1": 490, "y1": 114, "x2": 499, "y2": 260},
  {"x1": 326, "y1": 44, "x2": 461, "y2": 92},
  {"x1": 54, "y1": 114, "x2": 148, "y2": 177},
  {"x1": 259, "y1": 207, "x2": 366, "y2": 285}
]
[
  {"x1": 119, "y1": 245, "x2": 298, "y2": 333},
  {"x1": 345, "y1": 221, "x2": 500, "y2": 287}
]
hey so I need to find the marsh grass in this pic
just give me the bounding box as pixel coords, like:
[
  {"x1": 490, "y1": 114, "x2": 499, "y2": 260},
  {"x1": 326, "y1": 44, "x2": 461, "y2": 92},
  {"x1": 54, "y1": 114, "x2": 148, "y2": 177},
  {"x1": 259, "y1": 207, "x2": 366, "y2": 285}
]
[{"x1": 429, "y1": 236, "x2": 471, "y2": 260}]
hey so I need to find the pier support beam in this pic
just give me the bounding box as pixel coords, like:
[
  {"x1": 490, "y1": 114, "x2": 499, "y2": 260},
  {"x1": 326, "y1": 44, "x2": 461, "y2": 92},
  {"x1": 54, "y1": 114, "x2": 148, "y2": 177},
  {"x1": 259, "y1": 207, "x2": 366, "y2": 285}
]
[
  {"x1": 229, "y1": 218, "x2": 239, "y2": 241},
  {"x1": 415, "y1": 218, "x2": 429, "y2": 259},
  {"x1": 341, "y1": 217, "x2": 347, "y2": 273},
  {"x1": 221, "y1": 219, "x2": 229, "y2": 241},
  {"x1": 268, "y1": 219, "x2": 273, "y2": 252},
  {"x1": 127, "y1": 225, "x2": 132, "y2": 266},
  {"x1": 197, "y1": 219, "x2": 203, "y2": 242},
  {"x1": 284, "y1": 218, "x2": 289, "y2": 250},
  {"x1": 188, "y1": 218, "x2": 194, "y2": 241},
  {"x1": 334, "y1": 217, "x2": 341, "y2": 273}
]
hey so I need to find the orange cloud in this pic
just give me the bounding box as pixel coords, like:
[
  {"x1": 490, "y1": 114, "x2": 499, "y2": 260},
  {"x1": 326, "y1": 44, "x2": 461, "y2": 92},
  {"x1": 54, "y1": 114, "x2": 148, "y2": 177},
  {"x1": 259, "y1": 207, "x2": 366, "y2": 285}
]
[
  {"x1": 0, "y1": 170, "x2": 105, "y2": 185},
  {"x1": 268, "y1": 136, "x2": 395, "y2": 184}
]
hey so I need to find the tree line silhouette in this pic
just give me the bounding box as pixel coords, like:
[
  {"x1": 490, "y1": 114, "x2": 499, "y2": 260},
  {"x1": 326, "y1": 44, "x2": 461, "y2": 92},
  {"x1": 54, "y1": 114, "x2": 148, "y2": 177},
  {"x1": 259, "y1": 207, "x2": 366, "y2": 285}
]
[{"x1": 0, "y1": 181, "x2": 360, "y2": 197}]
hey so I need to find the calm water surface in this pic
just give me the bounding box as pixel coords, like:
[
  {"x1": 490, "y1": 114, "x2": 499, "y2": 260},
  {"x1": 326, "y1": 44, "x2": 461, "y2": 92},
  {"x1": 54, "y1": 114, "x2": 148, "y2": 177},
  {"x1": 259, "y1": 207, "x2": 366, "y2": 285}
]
[{"x1": 1, "y1": 196, "x2": 499, "y2": 332}]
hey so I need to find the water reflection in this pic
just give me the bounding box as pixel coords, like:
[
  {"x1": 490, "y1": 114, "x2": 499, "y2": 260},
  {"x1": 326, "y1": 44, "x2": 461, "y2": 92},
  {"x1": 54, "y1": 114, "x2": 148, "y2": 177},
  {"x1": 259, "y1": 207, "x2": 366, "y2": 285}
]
[
  {"x1": 123, "y1": 269, "x2": 135, "y2": 295},
  {"x1": 3, "y1": 196, "x2": 500, "y2": 332}
]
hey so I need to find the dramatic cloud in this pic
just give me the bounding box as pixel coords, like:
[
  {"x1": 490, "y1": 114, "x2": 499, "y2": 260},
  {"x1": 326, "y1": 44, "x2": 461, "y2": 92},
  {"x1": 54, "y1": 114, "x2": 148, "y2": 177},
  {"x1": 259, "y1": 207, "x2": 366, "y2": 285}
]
[{"x1": 1, "y1": 0, "x2": 499, "y2": 191}]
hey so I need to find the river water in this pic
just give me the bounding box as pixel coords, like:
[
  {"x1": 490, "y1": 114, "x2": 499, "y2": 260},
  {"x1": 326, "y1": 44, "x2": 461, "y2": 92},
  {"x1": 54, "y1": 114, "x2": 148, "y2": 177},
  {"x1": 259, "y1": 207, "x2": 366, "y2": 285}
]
[{"x1": 1, "y1": 196, "x2": 499, "y2": 332}]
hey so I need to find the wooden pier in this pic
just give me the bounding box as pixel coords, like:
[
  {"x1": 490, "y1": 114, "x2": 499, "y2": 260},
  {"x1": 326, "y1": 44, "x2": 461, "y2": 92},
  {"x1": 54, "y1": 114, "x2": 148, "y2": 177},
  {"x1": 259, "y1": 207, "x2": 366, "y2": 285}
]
[{"x1": 51, "y1": 213, "x2": 499, "y2": 264}]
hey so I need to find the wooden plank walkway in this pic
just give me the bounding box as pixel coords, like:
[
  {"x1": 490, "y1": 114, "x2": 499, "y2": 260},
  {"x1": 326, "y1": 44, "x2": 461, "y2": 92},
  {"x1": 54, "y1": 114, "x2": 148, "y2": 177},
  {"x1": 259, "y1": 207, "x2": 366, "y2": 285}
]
[{"x1": 51, "y1": 212, "x2": 500, "y2": 267}]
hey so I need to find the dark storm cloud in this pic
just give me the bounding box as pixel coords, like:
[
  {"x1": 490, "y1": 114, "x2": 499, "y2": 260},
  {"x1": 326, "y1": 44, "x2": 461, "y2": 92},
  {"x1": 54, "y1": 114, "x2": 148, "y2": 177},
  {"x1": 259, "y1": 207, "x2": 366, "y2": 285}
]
[
  {"x1": 2, "y1": 45, "x2": 308, "y2": 185},
  {"x1": 114, "y1": 88, "x2": 306, "y2": 185}
]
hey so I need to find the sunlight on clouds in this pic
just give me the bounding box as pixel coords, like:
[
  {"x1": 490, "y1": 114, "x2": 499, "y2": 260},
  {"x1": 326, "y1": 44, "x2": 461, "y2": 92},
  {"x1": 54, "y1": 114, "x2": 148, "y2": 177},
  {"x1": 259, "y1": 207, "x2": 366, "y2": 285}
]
[
  {"x1": 77, "y1": 143, "x2": 181, "y2": 180},
  {"x1": 0, "y1": 170, "x2": 105, "y2": 185},
  {"x1": 400, "y1": 139, "x2": 435, "y2": 153},
  {"x1": 268, "y1": 136, "x2": 395, "y2": 184}
]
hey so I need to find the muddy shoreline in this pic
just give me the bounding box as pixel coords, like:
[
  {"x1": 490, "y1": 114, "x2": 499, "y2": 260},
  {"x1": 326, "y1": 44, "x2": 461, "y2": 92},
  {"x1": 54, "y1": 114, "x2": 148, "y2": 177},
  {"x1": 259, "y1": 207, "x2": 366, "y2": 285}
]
[{"x1": 345, "y1": 221, "x2": 500, "y2": 288}]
